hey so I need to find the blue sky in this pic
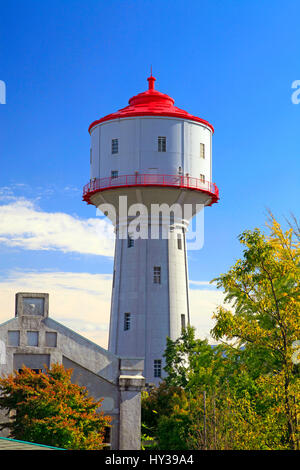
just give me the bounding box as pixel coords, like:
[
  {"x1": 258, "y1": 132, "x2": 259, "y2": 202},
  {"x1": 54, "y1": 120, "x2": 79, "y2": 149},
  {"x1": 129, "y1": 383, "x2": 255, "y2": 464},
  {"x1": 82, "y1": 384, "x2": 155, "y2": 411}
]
[{"x1": 0, "y1": 0, "x2": 299, "y2": 345}]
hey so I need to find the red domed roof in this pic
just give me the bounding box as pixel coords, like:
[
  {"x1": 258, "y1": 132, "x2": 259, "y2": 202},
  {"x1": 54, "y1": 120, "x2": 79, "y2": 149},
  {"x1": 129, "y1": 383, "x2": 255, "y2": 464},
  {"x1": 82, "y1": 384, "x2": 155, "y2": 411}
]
[{"x1": 88, "y1": 75, "x2": 214, "y2": 134}]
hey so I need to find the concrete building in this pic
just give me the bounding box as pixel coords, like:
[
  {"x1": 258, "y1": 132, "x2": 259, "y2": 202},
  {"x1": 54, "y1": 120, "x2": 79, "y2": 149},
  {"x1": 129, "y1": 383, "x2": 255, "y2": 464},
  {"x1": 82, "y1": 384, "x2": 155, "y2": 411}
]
[
  {"x1": 0, "y1": 292, "x2": 145, "y2": 450},
  {"x1": 83, "y1": 74, "x2": 219, "y2": 385}
]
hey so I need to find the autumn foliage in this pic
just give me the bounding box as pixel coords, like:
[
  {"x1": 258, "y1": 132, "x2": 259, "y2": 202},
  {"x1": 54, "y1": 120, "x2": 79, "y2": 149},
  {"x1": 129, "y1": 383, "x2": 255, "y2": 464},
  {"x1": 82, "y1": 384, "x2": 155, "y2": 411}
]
[
  {"x1": 142, "y1": 214, "x2": 300, "y2": 450},
  {"x1": 0, "y1": 364, "x2": 111, "y2": 449}
]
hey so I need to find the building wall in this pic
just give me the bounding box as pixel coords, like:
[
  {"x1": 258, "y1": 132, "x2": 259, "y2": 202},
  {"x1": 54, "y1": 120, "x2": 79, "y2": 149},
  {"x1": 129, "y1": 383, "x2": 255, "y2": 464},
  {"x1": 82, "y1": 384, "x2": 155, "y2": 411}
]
[{"x1": 62, "y1": 357, "x2": 120, "y2": 447}]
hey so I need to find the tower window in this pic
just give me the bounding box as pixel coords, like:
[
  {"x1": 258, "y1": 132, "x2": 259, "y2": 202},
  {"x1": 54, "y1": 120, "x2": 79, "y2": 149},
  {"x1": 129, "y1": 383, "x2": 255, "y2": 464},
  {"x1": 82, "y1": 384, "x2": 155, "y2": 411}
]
[
  {"x1": 181, "y1": 314, "x2": 186, "y2": 332},
  {"x1": 111, "y1": 170, "x2": 118, "y2": 179},
  {"x1": 153, "y1": 266, "x2": 161, "y2": 284},
  {"x1": 154, "y1": 359, "x2": 162, "y2": 378},
  {"x1": 177, "y1": 235, "x2": 182, "y2": 250},
  {"x1": 158, "y1": 136, "x2": 166, "y2": 152},
  {"x1": 124, "y1": 313, "x2": 131, "y2": 331},
  {"x1": 112, "y1": 139, "x2": 119, "y2": 154},
  {"x1": 200, "y1": 143, "x2": 205, "y2": 159},
  {"x1": 128, "y1": 236, "x2": 134, "y2": 248},
  {"x1": 200, "y1": 173, "x2": 205, "y2": 183}
]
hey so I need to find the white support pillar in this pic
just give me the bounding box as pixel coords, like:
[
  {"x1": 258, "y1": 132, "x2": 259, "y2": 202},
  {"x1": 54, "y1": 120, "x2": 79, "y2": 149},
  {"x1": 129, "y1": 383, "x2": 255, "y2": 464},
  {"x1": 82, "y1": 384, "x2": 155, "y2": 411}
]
[
  {"x1": 109, "y1": 217, "x2": 190, "y2": 385},
  {"x1": 118, "y1": 358, "x2": 145, "y2": 450}
]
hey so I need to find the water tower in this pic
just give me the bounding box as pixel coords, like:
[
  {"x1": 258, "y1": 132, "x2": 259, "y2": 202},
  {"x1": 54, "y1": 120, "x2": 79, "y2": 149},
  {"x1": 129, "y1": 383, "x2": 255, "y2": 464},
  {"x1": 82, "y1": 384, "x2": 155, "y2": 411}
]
[{"x1": 83, "y1": 75, "x2": 219, "y2": 385}]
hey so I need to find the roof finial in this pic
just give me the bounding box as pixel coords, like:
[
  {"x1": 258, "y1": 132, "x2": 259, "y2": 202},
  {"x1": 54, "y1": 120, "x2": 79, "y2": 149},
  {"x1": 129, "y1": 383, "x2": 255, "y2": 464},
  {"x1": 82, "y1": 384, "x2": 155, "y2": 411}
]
[{"x1": 147, "y1": 67, "x2": 156, "y2": 91}]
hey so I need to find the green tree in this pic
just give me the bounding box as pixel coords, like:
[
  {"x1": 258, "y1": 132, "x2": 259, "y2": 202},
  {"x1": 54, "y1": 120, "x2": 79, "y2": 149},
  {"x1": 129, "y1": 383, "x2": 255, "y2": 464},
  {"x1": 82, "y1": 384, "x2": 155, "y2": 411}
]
[
  {"x1": 161, "y1": 327, "x2": 264, "y2": 449},
  {"x1": 142, "y1": 215, "x2": 300, "y2": 450},
  {"x1": 141, "y1": 382, "x2": 191, "y2": 449},
  {"x1": 211, "y1": 214, "x2": 300, "y2": 449},
  {"x1": 0, "y1": 364, "x2": 111, "y2": 450}
]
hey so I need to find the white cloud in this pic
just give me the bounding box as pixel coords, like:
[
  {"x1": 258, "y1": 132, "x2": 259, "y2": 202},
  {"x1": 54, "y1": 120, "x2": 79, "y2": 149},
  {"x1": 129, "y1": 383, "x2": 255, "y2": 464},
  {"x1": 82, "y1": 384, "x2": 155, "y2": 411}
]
[
  {"x1": 189, "y1": 287, "x2": 226, "y2": 343},
  {"x1": 0, "y1": 269, "x2": 227, "y2": 349},
  {"x1": 189, "y1": 280, "x2": 216, "y2": 287},
  {"x1": 0, "y1": 186, "x2": 16, "y2": 202},
  {"x1": 0, "y1": 270, "x2": 112, "y2": 348},
  {"x1": 0, "y1": 198, "x2": 114, "y2": 257}
]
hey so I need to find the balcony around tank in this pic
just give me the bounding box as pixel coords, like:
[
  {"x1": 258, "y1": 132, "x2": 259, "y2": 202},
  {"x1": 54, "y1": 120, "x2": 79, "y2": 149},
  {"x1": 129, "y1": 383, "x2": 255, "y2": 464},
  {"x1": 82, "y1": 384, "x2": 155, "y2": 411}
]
[{"x1": 83, "y1": 173, "x2": 219, "y2": 206}]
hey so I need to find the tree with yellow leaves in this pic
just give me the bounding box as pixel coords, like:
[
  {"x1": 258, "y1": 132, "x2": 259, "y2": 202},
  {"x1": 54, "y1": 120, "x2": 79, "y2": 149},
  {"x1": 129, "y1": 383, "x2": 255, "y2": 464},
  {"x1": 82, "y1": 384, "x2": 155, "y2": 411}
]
[
  {"x1": 142, "y1": 214, "x2": 299, "y2": 450},
  {"x1": 211, "y1": 213, "x2": 300, "y2": 449}
]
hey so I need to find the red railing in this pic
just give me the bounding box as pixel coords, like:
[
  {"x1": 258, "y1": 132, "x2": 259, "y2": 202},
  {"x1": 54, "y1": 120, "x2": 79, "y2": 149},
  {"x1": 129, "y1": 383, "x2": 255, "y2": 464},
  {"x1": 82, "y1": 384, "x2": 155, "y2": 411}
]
[{"x1": 83, "y1": 173, "x2": 219, "y2": 204}]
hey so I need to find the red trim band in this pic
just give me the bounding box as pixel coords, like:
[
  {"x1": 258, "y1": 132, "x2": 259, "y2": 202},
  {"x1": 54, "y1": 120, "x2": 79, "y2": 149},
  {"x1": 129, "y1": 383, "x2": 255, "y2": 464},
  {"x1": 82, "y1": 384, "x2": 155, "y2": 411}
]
[{"x1": 88, "y1": 112, "x2": 214, "y2": 134}]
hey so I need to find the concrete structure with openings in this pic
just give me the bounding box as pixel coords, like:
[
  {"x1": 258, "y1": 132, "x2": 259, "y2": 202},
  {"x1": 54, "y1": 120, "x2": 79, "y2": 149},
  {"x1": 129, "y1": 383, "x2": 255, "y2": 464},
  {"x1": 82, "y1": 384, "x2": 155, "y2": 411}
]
[
  {"x1": 0, "y1": 293, "x2": 145, "y2": 450},
  {"x1": 83, "y1": 74, "x2": 219, "y2": 385}
]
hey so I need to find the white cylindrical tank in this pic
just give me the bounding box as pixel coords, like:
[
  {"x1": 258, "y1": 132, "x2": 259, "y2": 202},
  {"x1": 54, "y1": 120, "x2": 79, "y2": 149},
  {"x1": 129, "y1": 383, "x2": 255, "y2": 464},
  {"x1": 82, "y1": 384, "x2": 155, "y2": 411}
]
[
  {"x1": 89, "y1": 117, "x2": 212, "y2": 186},
  {"x1": 83, "y1": 75, "x2": 219, "y2": 385}
]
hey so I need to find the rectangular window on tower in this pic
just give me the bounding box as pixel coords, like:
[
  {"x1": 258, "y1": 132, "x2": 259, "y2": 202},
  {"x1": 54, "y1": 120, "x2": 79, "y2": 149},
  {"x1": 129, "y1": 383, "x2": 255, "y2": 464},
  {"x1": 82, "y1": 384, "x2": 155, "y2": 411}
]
[
  {"x1": 200, "y1": 143, "x2": 205, "y2": 159},
  {"x1": 154, "y1": 359, "x2": 162, "y2": 378},
  {"x1": 181, "y1": 314, "x2": 186, "y2": 332},
  {"x1": 177, "y1": 235, "x2": 182, "y2": 250},
  {"x1": 127, "y1": 236, "x2": 134, "y2": 248},
  {"x1": 153, "y1": 266, "x2": 161, "y2": 284},
  {"x1": 112, "y1": 139, "x2": 119, "y2": 154},
  {"x1": 124, "y1": 313, "x2": 131, "y2": 331},
  {"x1": 200, "y1": 173, "x2": 205, "y2": 183},
  {"x1": 158, "y1": 136, "x2": 166, "y2": 152},
  {"x1": 111, "y1": 170, "x2": 118, "y2": 179}
]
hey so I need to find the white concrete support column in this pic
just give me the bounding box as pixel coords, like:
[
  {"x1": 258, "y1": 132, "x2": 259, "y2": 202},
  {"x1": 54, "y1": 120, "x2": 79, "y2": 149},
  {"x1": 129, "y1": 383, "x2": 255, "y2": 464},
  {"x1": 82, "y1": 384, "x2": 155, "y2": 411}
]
[
  {"x1": 168, "y1": 226, "x2": 190, "y2": 339},
  {"x1": 118, "y1": 358, "x2": 145, "y2": 450},
  {"x1": 108, "y1": 217, "x2": 190, "y2": 385}
]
